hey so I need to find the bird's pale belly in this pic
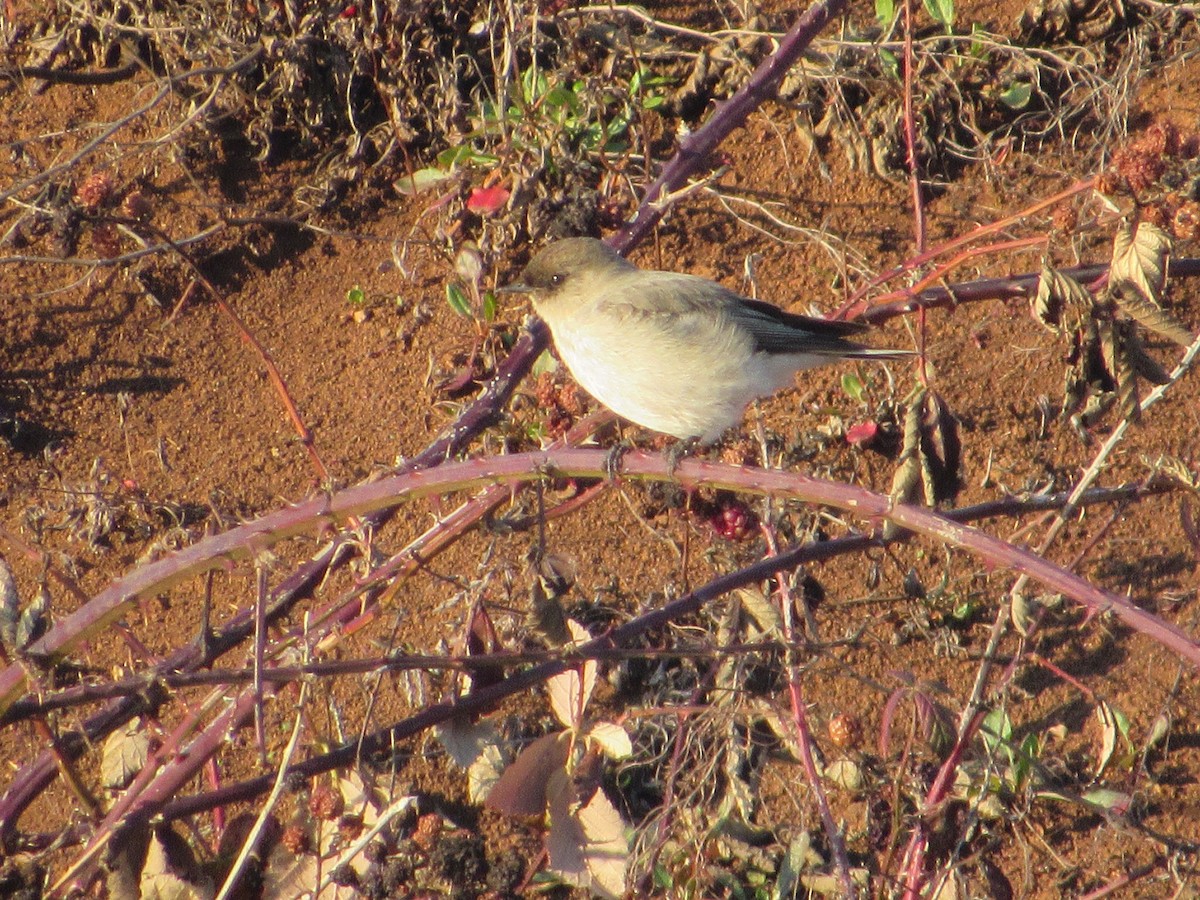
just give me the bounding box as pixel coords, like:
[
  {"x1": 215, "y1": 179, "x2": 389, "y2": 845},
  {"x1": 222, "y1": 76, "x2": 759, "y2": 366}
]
[{"x1": 551, "y1": 323, "x2": 805, "y2": 443}]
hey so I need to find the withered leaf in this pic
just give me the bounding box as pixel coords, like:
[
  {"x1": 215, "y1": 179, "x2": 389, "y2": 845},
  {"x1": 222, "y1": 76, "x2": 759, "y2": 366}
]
[
  {"x1": 1107, "y1": 280, "x2": 1195, "y2": 349},
  {"x1": 1122, "y1": 325, "x2": 1171, "y2": 385},
  {"x1": 1033, "y1": 265, "x2": 1091, "y2": 334},
  {"x1": 101, "y1": 720, "x2": 151, "y2": 791},
  {"x1": 485, "y1": 731, "x2": 569, "y2": 816},
  {"x1": 884, "y1": 389, "x2": 961, "y2": 538},
  {"x1": 527, "y1": 551, "x2": 575, "y2": 646},
  {"x1": 463, "y1": 602, "x2": 504, "y2": 694}
]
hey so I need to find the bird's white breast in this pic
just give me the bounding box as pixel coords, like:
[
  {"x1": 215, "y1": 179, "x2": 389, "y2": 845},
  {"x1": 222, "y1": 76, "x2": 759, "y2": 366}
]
[{"x1": 538, "y1": 277, "x2": 810, "y2": 443}]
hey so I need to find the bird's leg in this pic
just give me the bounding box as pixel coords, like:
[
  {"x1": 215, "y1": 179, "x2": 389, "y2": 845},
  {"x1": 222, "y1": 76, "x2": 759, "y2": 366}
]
[
  {"x1": 604, "y1": 439, "x2": 632, "y2": 482},
  {"x1": 665, "y1": 436, "x2": 701, "y2": 475}
]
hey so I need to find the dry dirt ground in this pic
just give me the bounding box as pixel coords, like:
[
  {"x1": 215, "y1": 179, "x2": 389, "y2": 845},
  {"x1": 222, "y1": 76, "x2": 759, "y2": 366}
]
[{"x1": 2, "y1": 0, "x2": 1200, "y2": 897}]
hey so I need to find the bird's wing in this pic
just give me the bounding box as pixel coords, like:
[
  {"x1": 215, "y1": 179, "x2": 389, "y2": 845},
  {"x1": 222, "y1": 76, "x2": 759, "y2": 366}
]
[
  {"x1": 595, "y1": 273, "x2": 735, "y2": 334},
  {"x1": 726, "y1": 296, "x2": 871, "y2": 355},
  {"x1": 597, "y1": 271, "x2": 897, "y2": 357}
]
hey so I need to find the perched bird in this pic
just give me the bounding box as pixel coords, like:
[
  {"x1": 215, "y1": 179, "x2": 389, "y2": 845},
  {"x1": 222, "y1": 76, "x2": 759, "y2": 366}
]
[{"x1": 502, "y1": 237, "x2": 909, "y2": 445}]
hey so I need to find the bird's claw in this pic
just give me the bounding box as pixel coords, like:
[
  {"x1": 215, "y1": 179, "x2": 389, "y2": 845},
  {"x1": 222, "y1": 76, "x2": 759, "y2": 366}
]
[
  {"x1": 604, "y1": 440, "x2": 632, "y2": 482},
  {"x1": 665, "y1": 437, "x2": 700, "y2": 475}
]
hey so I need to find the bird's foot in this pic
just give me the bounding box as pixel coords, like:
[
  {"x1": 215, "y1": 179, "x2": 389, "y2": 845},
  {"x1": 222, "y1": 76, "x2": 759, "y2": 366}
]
[
  {"x1": 604, "y1": 440, "x2": 632, "y2": 482},
  {"x1": 665, "y1": 437, "x2": 701, "y2": 475}
]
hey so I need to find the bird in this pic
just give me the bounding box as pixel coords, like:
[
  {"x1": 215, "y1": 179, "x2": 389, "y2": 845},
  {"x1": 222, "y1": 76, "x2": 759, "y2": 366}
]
[{"x1": 501, "y1": 237, "x2": 909, "y2": 446}]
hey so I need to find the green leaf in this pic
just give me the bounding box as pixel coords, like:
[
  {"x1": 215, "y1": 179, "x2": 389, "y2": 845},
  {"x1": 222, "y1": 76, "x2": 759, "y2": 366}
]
[
  {"x1": 642, "y1": 93, "x2": 666, "y2": 111},
  {"x1": 968, "y1": 22, "x2": 988, "y2": 58},
  {"x1": 1013, "y1": 733, "x2": 1040, "y2": 786},
  {"x1": 346, "y1": 285, "x2": 365, "y2": 305},
  {"x1": 923, "y1": 0, "x2": 955, "y2": 28},
  {"x1": 875, "y1": 0, "x2": 895, "y2": 23},
  {"x1": 436, "y1": 144, "x2": 498, "y2": 169},
  {"x1": 652, "y1": 864, "x2": 673, "y2": 890},
  {"x1": 521, "y1": 64, "x2": 548, "y2": 104},
  {"x1": 999, "y1": 82, "x2": 1032, "y2": 110},
  {"x1": 981, "y1": 707, "x2": 1012, "y2": 758},
  {"x1": 841, "y1": 372, "x2": 865, "y2": 403},
  {"x1": 482, "y1": 291, "x2": 497, "y2": 322},
  {"x1": 544, "y1": 84, "x2": 579, "y2": 113},
  {"x1": 878, "y1": 48, "x2": 901, "y2": 81},
  {"x1": 532, "y1": 349, "x2": 559, "y2": 377},
  {"x1": 446, "y1": 282, "x2": 472, "y2": 318}
]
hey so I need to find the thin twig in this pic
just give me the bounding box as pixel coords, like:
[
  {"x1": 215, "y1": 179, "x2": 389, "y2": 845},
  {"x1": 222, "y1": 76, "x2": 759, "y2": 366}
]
[{"x1": 214, "y1": 680, "x2": 307, "y2": 900}]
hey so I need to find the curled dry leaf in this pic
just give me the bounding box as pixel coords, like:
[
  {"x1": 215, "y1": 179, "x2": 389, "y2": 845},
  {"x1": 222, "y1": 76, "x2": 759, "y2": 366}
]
[
  {"x1": 1032, "y1": 265, "x2": 1091, "y2": 334},
  {"x1": 885, "y1": 389, "x2": 962, "y2": 538},
  {"x1": 1094, "y1": 700, "x2": 1132, "y2": 778},
  {"x1": 1009, "y1": 591, "x2": 1041, "y2": 636},
  {"x1": 434, "y1": 716, "x2": 501, "y2": 769},
  {"x1": 733, "y1": 586, "x2": 782, "y2": 637},
  {"x1": 825, "y1": 758, "x2": 864, "y2": 792},
  {"x1": 467, "y1": 742, "x2": 507, "y2": 804},
  {"x1": 0, "y1": 560, "x2": 49, "y2": 656},
  {"x1": 1098, "y1": 317, "x2": 1140, "y2": 423},
  {"x1": 462, "y1": 602, "x2": 505, "y2": 694},
  {"x1": 527, "y1": 551, "x2": 576, "y2": 647},
  {"x1": 454, "y1": 242, "x2": 483, "y2": 287}
]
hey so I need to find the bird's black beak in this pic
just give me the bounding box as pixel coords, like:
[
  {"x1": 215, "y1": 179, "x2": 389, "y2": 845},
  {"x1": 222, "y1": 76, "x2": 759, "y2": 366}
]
[{"x1": 496, "y1": 281, "x2": 529, "y2": 294}]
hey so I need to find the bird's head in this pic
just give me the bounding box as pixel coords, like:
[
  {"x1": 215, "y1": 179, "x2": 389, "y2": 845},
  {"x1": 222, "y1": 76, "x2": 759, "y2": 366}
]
[{"x1": 499, "y1": 238, "x2": 633, "y2": 311}]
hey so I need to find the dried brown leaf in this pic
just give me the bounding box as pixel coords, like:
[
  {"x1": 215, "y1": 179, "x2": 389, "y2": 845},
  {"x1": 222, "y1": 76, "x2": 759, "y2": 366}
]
[
  {"x1": 467, "y1": 742, "x2": 507, "y2": 804},
  {"x1": 101, "y1": 720, "x2": 151, "y2": 791},
  {"x1": 888, "y1": 390, "x2": 962, "y2": 522},
  {"x1": 1097, "y1": 318, "x2": 1138, "y2": 424},
  {"x1": 528, "y1": 552, "x2": 576, "y2": 646},
  {"x1": 733, "y1": 586, "x2": 782, "y2": 636},
  {"x1": 485, "y1": 731, "x2": 569, "y2": 816},
  {"x1": 16, "y1": 583, "x2": 49, "y2": 651},
  {"x1": 917, "y1": 390, "x2": 963, "y2": 506},
  {"x1": 1108, "y1": 281, "x2": 1195, "y2": 348},
  {"x1": 884, "y1": 393, "x2": 924, "y2": 540},
  {"x1": 263, "y1": 842, "x2": 320, "y2": 900},
  {"x1": 434, "y1": 716, "x2": 500, "y2": 770},
  {"x1": 1115, "y1": 329, "x2": 1142, "y2": 425},
  {"x1": 1122, "y1": 324, "x2": 1172, "y2": 384}
]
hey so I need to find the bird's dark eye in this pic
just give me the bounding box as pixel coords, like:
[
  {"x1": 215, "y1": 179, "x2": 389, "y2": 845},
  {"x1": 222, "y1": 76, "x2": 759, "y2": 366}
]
[{"x1": 550, "y1": 272, "x2": 565, "y2": 286}]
